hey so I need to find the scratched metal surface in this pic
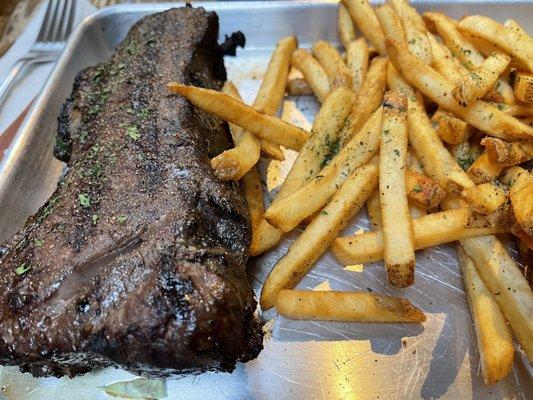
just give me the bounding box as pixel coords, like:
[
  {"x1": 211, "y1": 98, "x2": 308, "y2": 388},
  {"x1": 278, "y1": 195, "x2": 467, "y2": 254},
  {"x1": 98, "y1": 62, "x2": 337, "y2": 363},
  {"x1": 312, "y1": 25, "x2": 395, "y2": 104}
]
[{"x1": 0, "y1": 1, "x2": 532, "y2": 399}]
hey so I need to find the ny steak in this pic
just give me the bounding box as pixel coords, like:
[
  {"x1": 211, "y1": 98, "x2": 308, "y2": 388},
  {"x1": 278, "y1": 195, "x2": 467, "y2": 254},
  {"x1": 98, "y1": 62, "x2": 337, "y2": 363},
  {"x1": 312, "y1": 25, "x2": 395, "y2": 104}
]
[{"x1": 0, "y1": 7, "x2": 262, "y2": 377}]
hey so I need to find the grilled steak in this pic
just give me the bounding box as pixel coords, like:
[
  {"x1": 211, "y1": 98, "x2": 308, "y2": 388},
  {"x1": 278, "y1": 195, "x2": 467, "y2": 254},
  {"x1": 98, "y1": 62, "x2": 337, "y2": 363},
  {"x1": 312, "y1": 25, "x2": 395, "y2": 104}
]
[{"x1": 0, "y1": 7, "x2": 262, "y2": 377}]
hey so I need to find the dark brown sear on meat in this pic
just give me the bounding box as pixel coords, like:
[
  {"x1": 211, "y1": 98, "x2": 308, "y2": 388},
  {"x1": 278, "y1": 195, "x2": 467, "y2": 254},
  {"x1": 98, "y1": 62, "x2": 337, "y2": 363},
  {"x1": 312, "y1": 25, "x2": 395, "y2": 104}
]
[{"x1": 0, "y1": 7, "x2": 262, "y2": 378}]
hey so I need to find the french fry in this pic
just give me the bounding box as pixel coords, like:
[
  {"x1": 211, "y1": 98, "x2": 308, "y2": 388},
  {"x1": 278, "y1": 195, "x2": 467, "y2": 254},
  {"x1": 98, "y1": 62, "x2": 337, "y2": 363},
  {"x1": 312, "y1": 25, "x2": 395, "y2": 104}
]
[
  {"x1": 265, "y1": 109, "x2": 382, "y2": 232},
  {"x1": 342, "y1": 0, "x2": 386, "y2": 56},
  {"x1": 367, "y1": 191, "x2": 382, "y2": 230},
  {"x1": 389, "y1": 0, "x2": 432, "y2": 65},
  {"x1": 379, "y1": 91, "x2": 415, "y2": 287},
  {"x1": 504, "y1": 18, "x2": 530, "y2": 38},
  {"x1": 250, "y1": 218, "x2": 283, "y2": 257},
  {"x1": 260, "y1": 163, "x2": 378, "y2": 309},
  {"x1": 501, "y1": 166, "x2": 533, "y2": 236},
  {"x1": 286, "y1": 77, "x2": 313, "y2": 96},
  {"x1": 291, "y1": 49, "x2": 330, "y2": 103},
  {"x1": 424, "y1": 12, "x2": 515, "y2": 104},
  {"x1": 489, "y1": 102, "x2": 533, "y2": 117},
  {"x1": 386, "y1": 62, "x2": 416, "y2": 98},
  {"x1": 452, "y1": 52, "x2": 511, "y2": 106},
  {"x1": 346, "y1": 38, "x2": 369, "y2": 96},
  {"x1": 332, "y1": 208, "x2": 475, "y2": 264},
  {"x1": 406, "y1": 169, "x2": 445, "y2": 209},
  {"x1": 461, "y1": 182, "x2": 507, "y2": 214},
  {"x1": 406, "y1": 152, "x2": 429, "y2": 218},
  {"x1": 375, "y1": 4, "x2": 406, "y2": 46},
  {"x1": 406, "y1": 97, "x2": 475, "y2": 194},
  {"x1": 466, "y1": 151, "x2": 503, "y2": 184},
  {"x1": 341, "y1": 56, "x2": 388, "y2": 145},
  {"x1": 311, "y1": 40, "x2": 352, "y2": 89},
  {"x1": 457, "y1": 247, "x2": 514, "y2": 385},
  {"x1": 461, "y1": 234, "x2": 533, "y2": 362},
  {"x1": 254, "y1": 36, "x2": 299, "y2": 159},
  {"x1": 386, "y1": 39, "x2": 533, "y2": 140},
  {"x1": 512, "y1": 71, "x2": 533, "y2": 103},
  {"x1": 255, "y1": 36, "x2": 298, "y2": 116},
  {"x1": 431, "y1": 109, "x2": 474, "y2": 144},
  {"x1": 467, "y1": 35, "x2": 528, "y2": 71},
  {"x1": 427, "y1": 33, "x2": 468, "y2": 85},
  {"x1": 167, "y1": 83, "x2": 308, "y2": 151},
  {"x1": 275, "y1": 290, "x2": 425, "y2": 323},
  {"x1": 511, "y1": 224, "x2": 533, "y2": 251},
  {"x1": 338, "y1": 4, "x2": 357, "y2": 50},
  {"x1": 271, "y1": 87, "x2": 355, "y2": 206},
  {"x1": 210, "y1": 82, "x2": 262, "y2": 181},
  {"x1": 260, "y1": 140, "x2": 285, "y2": 161},
  {"x1": 480, "y1": 137, "x2": 533, "y2": 166},
  {"x1": 457, "y1": 15, "x2": 533, "y2": 73}
]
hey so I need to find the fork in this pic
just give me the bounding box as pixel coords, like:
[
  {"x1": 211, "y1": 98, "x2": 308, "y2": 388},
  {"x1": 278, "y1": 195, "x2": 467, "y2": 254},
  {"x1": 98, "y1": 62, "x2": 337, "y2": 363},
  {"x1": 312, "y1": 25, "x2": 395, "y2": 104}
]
[{"x1": 0, "y1": 0, "x2": 76, "y2": 105}]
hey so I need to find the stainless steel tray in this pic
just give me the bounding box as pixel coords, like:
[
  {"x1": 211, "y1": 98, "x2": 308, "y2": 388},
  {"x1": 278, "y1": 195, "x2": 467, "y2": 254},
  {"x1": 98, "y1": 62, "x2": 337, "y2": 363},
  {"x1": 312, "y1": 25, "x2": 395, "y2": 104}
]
[{"x1": 0, "y1": 1, "x2": 531, "y2": 399}]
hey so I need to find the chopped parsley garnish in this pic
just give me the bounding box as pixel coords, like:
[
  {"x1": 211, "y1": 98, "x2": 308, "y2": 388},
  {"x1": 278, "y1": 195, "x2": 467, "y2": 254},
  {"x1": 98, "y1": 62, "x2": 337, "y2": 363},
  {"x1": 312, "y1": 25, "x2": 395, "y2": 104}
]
[
  {"x1": 320, "y1": 211, "x2": 329, "y2": 216},
  {"x1": 79, "y1": 194, "x2": 91, "y2": 208},
  {"x1": 92, "y1": 214, "x2": 99, "y2": 225},
  {"x1": 116, "y1": 215, "x2": 127, "y2": 224},
  {"x1": 126, "y1": 126, "x2": 140, "y2": 141},
  {"x1": 15, "y1": 263, "x2": 31, "y2": 275},
  {"x1": 412, "y1": 184, "x2": 423, "y2": 193},
  {"x1": 34, "y1": 239, "x2": 43, "y2": 247}
]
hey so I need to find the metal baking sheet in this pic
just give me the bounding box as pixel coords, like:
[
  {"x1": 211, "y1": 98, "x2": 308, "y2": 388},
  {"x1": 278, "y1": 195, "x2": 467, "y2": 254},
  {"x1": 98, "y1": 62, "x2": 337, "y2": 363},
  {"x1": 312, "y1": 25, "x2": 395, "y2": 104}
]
[{"x1": 0, "y1": 1, "x2": 531, "y2": 399}]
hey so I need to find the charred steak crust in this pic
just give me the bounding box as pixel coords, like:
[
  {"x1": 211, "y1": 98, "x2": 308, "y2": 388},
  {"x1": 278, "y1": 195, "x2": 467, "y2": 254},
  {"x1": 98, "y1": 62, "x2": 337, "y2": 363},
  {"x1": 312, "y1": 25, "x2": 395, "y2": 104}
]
[{"x1": 0, "y1": 7, "x2": 262, "y2": 378}]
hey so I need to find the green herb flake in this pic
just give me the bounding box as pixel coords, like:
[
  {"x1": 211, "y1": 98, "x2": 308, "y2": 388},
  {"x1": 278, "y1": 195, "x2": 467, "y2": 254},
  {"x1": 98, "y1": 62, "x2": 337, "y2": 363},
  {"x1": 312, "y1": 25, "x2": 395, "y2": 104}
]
[
  {"x1": 117, "y1": 215, "x2": 127, "y2": 224},
  {"x1": 126, "y1": 126, "x2": 140, "y2": 141},
  {"x1": 394, "y1": 149, "x2": 400, "y2": 157},
  {"x1": 79, "y1": 194, "x2": 91, "y2": 208},
  {"x1": 320, "y1": 211, "x2": 329, "y2": 216},
  {"x1": 412, "y1": 184, "x2": 423, "y2": 193},
  {"x1": 92, "y1": 214, "x2": 99, "y2": 225},
  {"x1": 34, "y1": 239, "x2": 43, "y2": 247},
  {"x1": 15, "y1": 263, "x2": 31, "y2": 276}
]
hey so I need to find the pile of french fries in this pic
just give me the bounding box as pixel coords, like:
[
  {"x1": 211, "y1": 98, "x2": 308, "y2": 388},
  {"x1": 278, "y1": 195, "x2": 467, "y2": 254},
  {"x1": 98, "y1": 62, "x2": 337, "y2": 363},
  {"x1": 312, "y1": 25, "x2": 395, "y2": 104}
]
[{"x1": 168, "y1": 0, "x2": 533, "y2": 385}]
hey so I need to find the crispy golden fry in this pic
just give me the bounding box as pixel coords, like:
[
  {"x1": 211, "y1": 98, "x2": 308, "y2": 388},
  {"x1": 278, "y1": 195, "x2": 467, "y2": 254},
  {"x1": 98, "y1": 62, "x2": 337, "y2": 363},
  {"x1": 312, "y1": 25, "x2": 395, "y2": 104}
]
[
  {"x1": 375, "y1": 4, "x2": 406, "y2": 46},
  {"x1": 387, "y1": 39, "x2": 533, "y2": 140},
  {"x1": 424, "y1": 12, "x2": 515, "y2": 104},
  {"x1": 467, "y1": 35, "x2": 527, "y2": 71},
  {"x1": 250, "y1": 219, "x2": 283, "y2": 257},
  {"x1": 254, "y1": 36, "x2": 299, "y2": 159},
  {"x1": 386, "y1": 62, "x2": 416, "y2": 98},
  {"x1": 406, "y1": 97, "x2": 475, "y2": 194},
  {"x1": 379, "y1": 91, "x2": 414, "y2": 287},
  {"x1": 291, "y1": 49, "x2": 330, "y2": 103},
  {"x1": 406, "y1": 169, "x2": 445, "y2": 209},
  {"x1": 346, "y1": 38, "x2": 369, "y2": 96},
  {"x1": 265, "y1": 109, "x2": 382, "y2": 232},
  {"x1": 431, "y1": 109, "x2": 474, "y2": 145},
  {"x1": 341, "y1": 56, "x2": 388, "y2": 145},
  {"x1": 461, "y1": 234, "x2": 533, "y2": 362},
  {"x1": 260, "y1": 163, "x2": 378, "y2": 309},
  {"x1": 406, "y1": 153, "x2": 431, "y2": 216},
  {"x1": 271, "y1": 87, "x2": 355, "y2": 206},
  {"x1": 342, "y1": 0, "x2": 386, "y2": 56},
  {"x1": 457, "y1": 15, "x2": 533, "y2": 73},
  {"x1": 458, "y1": 247, "x2": 514, "y2": 385},
  {"x1": 427, "y1": 33, "x2": 467, "y2": 85},
  {"x1": 453, "y1": 52, "x2": 511, "y2": 106},
  {"x1": 504, "y1": 19, "x2": 529, "y2": 37},
  {"x1": 286, "y1": 77, "x2": 313, "y2": 96},
  {"x1": 311, "y1": 40, "x2": 352, "y2": 89},
  {"x1": 209, "y1": 82, "x2": 261, "y2": 181},
  {"x1": 389, "y1": 0, "x2": 432, "y2": 65},
  {"x1": 502, "y1": 166, "x2": 533, "y2": 236},
  {"x1": 242, "y1": 169, "x2": 283, "y2": 257},
  {"x1": 481, "y1": 137, "x2": 533, "y2": 166},
  {"x1": 260, "y1": 140, "x2": 285, "y2": 161},
  {"x1": 275, "y1": 290, "x2": 425, "y2": 323},
  {"x1": 513, "y1": 72, "x2": 533, "y2": 103},
  {"x1": 366, "y1": 191, "x2": 382, "y2": 230},
  {"x1": 466, "y1": 151, "x2": 503, "y2": 184},
  {"x1": 332, "y1": 208, "x2": 472, "y2": 264},
  {"x1": 255, "y1": 36, "x2": 298, "y2": 115},
  {"x1": 489, "y1": 102, "x2": 533, "y2": 117},
  {"x1": 461, "y1": 182, "x2": 508, "y2": 214},
  {"x1": 338, "y1": 4, "x2": 357, "y2": 50},
  {"x1": 167, "y1": 83, "x2": 308, "y2": 151}
]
